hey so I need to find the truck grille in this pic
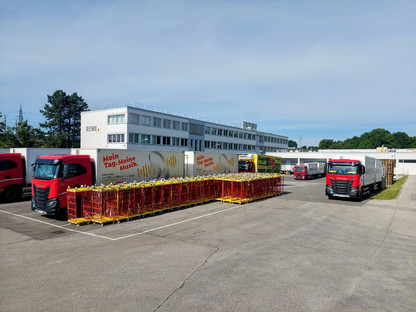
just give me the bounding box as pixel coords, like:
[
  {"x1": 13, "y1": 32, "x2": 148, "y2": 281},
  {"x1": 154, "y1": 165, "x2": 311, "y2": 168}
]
[
  {"x1": 330, "y1": 178, "x2": 353, "y2": 195},
  {"x1": 33, "y1": 185, "x2": 50, "y2": 209},
  {"x1": 295, "y1": 174, "x2": 303, "y2": 179}
]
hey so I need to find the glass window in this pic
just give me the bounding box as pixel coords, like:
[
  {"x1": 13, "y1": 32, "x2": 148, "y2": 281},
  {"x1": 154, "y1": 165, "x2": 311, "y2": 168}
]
[
  {"x1": 153, "y1": 117, "x2": 162, "y2": 127},
  {"x1": 189, "y1": 123, "x2": 203, "y2": 135},
  {"x1": 129, "y1": 133, "x2": 139, "y2": 143},
  {"x1": 108, "y1": 134, "x2": 124, "y2": 143},
  {"x1": 224, "y1": 130, "x2": 228, "y2": 136},
  {"x1": 108, "y1": 114, "x2": 125, "y2": 124},
  {"x1": 181, "y1": 138, "x2": 188, "y2": 146},
  {"x1": 0, "y1": 160, "x2": 18, "y2": 171},
  {"x1": 163, "y1": 136, "x2": 171, "y2": 145},
  {"x1": 128, "y1": 113, "x2": 140, "y2": 125},
  {"x1": 141, "y1": 134, "x2": 151, "y2": 144},
  {"x1": 182, "y1": 122, "x2": 188, "y2": 132},
  {"x1": 229, "y1": 130, "x2": 233, "y2": 137},
  {"x1": 173, "y1": 120, "x2": 180, "y2": 130},
  {"x1": 140, "y1": 115, "x2": 151, "y2": 126},
  {"x1": 163, "y1": 119, "x2": 171, "y2": 129},
  {"x1": 67, "y1": 164, "x2": 87, "y2": 178},
  {"x1": 205, "y1": 126, "x2": 211, "y2": 134},
  {"x1": 218, "y1": 129, "x2": 223, "y2": 136},
  {"x1": 152, "y1": 135, "x2": 161, "y2": 145},
  {"x1": 172, "y1": 137, "x2": 180, "y2": 146},
  {"x1": 211, "y1": 128, "x2": 217, "y2": 135}
]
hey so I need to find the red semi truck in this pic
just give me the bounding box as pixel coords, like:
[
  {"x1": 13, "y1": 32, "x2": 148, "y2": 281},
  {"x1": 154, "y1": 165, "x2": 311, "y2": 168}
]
[
  {"x1": 31, "y1": 155, "x2": 95, "y2": 216},
  {"x1": 0, "y1": 149, "x2": 71, "y2": 202},
  {"x1": 293, "y1": 162, "x2": 325, "y2": 180},
  {"x1": 325, "y1": 156, "x2": 383, "y2": 200},
  {"x1": 0, "y1": 153, "x2": 30, "y2": 201}
]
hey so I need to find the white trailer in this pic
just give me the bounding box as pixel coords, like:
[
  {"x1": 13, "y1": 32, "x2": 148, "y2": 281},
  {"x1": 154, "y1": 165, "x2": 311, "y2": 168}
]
[
  {"x1": 293, "y1": 162, "x2": 325, "y2": 179},
  {"x1": 184, "y1": 152, "x2": 238, "y2": 177}
]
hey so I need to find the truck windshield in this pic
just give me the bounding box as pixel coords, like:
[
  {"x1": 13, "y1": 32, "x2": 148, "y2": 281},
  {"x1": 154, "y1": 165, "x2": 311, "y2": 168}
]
[
  {"x1": 327, "y1": 164, "x2": 358, "y2": 175},
  {"x1": 34, "y1": 163, "x2": 61, "y2": 180},
  {"x1": 293, "y1": 167, "x2": 305, "y2": 172},
  {"x1": 238, "y1": 162, "x2": 248, "y2": 170}
]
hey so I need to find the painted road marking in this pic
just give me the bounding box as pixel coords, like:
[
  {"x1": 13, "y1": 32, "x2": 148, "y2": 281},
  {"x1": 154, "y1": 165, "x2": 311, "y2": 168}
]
[{"x1": 0, "y1": 203, "x2": 248, "y2": 241}]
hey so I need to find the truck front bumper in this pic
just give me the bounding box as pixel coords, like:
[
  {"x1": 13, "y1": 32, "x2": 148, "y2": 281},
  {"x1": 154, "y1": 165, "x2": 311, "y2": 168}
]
[
  {"x1": 326, "y1": 185, "x2": 359, "y2": 199},
  {"x1": 32, "y1": 196, "x2": 60, "y2": 215}
]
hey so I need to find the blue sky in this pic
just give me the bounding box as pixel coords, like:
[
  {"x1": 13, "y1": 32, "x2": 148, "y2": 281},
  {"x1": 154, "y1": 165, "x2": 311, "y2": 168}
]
[{"x1": 1, "y1": 0, "x2": 415, "y2": 146}]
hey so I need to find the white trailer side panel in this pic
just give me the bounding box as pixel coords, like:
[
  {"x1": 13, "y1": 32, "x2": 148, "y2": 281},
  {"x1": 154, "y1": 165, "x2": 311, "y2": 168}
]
[
  {"x1": 185, "y1": 152, "x2": 238, "y2": 177},
  {"x1": 10, "y1": 148, "x2": 71, "y2": 184}
]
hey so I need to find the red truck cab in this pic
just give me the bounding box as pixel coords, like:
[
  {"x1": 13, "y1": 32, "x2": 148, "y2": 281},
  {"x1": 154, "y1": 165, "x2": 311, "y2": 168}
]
[
  {"x1": 325, "y1": 159, "x2": 364, "y2": 199},
  {"x1": 238, "y1": 160, "x2": 254, "y2": 173},
  {"x1": 293, "y1": 165, "x2": 307, "y2": 180},
  {"x1": 31, "y1": 155, "x2": 95, "y2": 216},
  {"x1": 0, "y1": 153, "x2": 25, "y2": 201}
]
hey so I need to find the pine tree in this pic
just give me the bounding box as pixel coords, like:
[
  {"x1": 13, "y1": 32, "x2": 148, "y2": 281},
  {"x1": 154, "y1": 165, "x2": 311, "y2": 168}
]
[{"x1": 40, "y1": 90, "x2": 89, "y2": 147}]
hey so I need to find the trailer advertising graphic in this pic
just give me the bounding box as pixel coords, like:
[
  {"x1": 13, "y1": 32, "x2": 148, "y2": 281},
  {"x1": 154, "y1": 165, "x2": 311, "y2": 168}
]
[
  {"x1": 98, "y1": 151, "x2": 184, "y2": 184},
  {"x1": 194, "y1": 153, "x2": 237, "y2": 175},
  {"x1": 255, "y1": 155, "x2": 281, "y2": 173},
  {"x1": 185, "y1": 152, "x2": 238, "y2": 176}
]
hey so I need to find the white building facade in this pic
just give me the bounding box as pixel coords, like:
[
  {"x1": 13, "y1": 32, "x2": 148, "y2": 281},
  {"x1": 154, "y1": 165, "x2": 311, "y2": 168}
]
[{"x1": 81, "y1": 106, "x2": 288, "y2": 154}]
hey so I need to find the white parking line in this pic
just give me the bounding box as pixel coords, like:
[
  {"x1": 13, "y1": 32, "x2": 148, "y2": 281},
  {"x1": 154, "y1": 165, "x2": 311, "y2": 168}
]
[
  {"x1": 0, "y1": 209, "x2": 113, "y2": 240},
  {"x1": 0, "y1": 203, "x2": 248, "y2": 242}
]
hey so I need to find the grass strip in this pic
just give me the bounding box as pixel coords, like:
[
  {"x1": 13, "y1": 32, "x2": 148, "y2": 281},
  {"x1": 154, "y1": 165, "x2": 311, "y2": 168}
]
[{"x1": 372, "y1": 176, "x2": 408, "y2": 200}]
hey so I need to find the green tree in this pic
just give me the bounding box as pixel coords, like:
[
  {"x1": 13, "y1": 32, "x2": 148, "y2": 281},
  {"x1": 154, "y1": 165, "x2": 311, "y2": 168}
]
[
  {"x1": 318, "y1": 139, "x2": 335, "y2": 149},
  {"x1": 40, "y1": 90, "x2": 89, "y2": 148},
  {"x1": 392, "y1": 131, "x2": 411, "y2": 148},
  {"x1": 288, "y1": 140, "x2": 298, "y2": 148},
  {"x1": 358, "y1": 129, "x2": 394, "y2": 149},
  {"x1": 0, "y1": 112, "x2": 5, "y2": 134},
  {"x1": 15, "y1": 121, "x2": 46, "y2": 147}
]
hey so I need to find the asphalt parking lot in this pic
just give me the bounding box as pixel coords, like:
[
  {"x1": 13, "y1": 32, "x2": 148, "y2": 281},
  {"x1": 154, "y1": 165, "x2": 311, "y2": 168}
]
[{"x1": 1, "y1": 175, "x2": 415, "y2": 312}]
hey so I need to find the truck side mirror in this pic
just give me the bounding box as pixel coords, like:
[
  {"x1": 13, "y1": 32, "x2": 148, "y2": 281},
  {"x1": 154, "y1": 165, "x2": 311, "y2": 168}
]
[{"x1": 361, "y1": 165, "x2": 365, "y2": 174}]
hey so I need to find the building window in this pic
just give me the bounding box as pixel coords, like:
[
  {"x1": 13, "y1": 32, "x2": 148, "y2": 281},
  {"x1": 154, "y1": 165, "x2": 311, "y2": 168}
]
[
  {"x1": 172, "y1": 137, "x2": 180, "y2": 146},
  {"x1": 211, "y1": 128, "x2": 217, "y2": 135},
  {"x1": 163, "y1": 119, "x2": 171, "y2": 129},
  {"x1": 153, "y1": 117, "x2": 162, "y2": 127},
  {"x1": 173, "y1": 120, "x2": 180, "y2": 130},
  {"x1": 152, "y1": 135, "x2": 161, "y2": 145},
  {"x1": 129, "y1": 133, "x2": 139, "y2": 143},
  {"x1": 205, "y1": 126, "x2": 211, "y2": 134},
  {"x1": 182, "y1": 122, "x2": 188, "y2": 132},
  {"x1": 108, "y1": 134, "x2": 125, "y2": 143},
  {"x1": 181, "y1": 138, "x2": 188, "y2": 146},
  {"x1": 108, "y1": 114, "x2": 125, "y2": 125},
  {"x1": 218, "y1": 129, "x2": 223, "y2": 136},
  {"x1": 141, "y1": 134, "x2": 151, "y2": 144},
  {"x1": 229, "y1": 130, "x2": 233, "y2": 137},
  {"x1": 224, "y1": 130, "x2": 228, "y2": 137},
  {"x1": 140, "y1": 115, "x2": 151, "y2": 126},
  {"x1": 128, "y1": 113, "x2": 140, "y2": 125},
  {"x1": 190, "y1": 123, "x2": 203, "y2": 135},
  {"x1": 163, "y1": 136, "x2": 171, "y2": 145}
]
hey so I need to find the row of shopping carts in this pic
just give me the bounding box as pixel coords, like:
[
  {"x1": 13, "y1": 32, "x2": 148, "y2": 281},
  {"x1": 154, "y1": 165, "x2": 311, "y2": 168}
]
[{"x1": 67, "y1": 173, "x2": 284, "y2": 225}]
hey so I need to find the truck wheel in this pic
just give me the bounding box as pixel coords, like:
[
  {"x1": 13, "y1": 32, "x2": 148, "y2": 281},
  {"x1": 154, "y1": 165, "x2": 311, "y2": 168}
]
[{"x1": 4, "y1": 187, "x2": 21, "y2": 202}]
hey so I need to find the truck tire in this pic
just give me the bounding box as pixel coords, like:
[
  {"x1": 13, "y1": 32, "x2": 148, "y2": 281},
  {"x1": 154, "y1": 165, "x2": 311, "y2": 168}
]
[{"x1": 4, "y1": 187, "x2": 21, "y2": 202}]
